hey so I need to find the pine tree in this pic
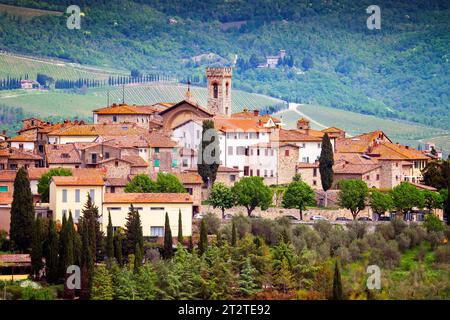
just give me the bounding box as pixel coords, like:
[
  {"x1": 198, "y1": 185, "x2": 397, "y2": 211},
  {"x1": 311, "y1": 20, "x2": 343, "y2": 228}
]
[
  {"x1": 163, "y1": 212, "x2": 173, "y2": 259},
  {"x1": 106, "y1": 211, "x2": 114, "y2": 262},
  {"x1": 10, "y1": 167, "x2": 35, "y2": 252},
  {"x1": 198, "y1": 219, "x2": 208, "y2": 255},
  {"x1": 231, "y1": 220, "x2": 237, "y2": 247},
  {"x1": 46, "y1": 219, "x2": 59, "y2": 284},
  {"x1": 91, "y1": 265, "x2": 113, "y2": 300},
  {"x1": 30, "y1": 217, "x2": 43, "y2": 279},
  {"x1": 177, "y1": 209, "x2": 183, "y2": 244},
  {"x1": 239, "y1": 258, "x2": 259, "y2": 297},
  {"x1": 319, "y1": 133, "x2": 334, "y2": 207},
  {"x1": 332, "y1": 260, "x2": 343, "y2": 300}
]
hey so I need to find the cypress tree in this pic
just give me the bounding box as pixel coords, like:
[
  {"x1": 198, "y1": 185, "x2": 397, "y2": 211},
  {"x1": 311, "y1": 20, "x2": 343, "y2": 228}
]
[
  {"x1": 106, "y1": 211, "x2": 114, "y2": 261},
  {"x1": 231, "y1": 220, "x2": 237, "y2": 247},
  {"x1": 177, "y1": 209, "x2": 183, "y2": 244},
  {"x1": 332, "y1": 260, "x2": 343, "y2": 300},
  {"x1": 188, "y1": 236, "x2": 194, "y2": 253},
  {"x1": 114, "y1": 231, "x2": 124, "y2": 266},
  {"x1": 81, "y1": 193, "x2": 103, "y2": 262},
  {"x1": 31, "y1": 217, "x2": 43, "y2": 279},
  {"x1": 80, "y1": 220, "x2": 93, "y2": 300},
  {"x1": 46, "y1": 219, "x2": 59, "y2": 284},
  {"x1": 125, "y1": 205, "x2": 143, "y2": 257},
  {"x1": 163, "y1": 212, "x2": 173, "y2": 259},
  {"x1": 198, "y1": 219, "x2": 208, "y2": 255},
  {"x1": 197, "y1": 120, "x2": 220, "y2": 195},
  {"x1": 10, "y1": 167, "x2": 35, "y2": 252},
  {"x1": 59, "y1": 212, "x2": 75, "y2": 281},
  {"x1": 319, "y1": 133, "x2": 334, "y2": 207}
]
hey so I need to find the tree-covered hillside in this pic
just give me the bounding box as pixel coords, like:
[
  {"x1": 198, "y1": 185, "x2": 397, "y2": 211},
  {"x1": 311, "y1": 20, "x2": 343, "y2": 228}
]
[{"x1": 0, "y1": 0, "x2": 449, "y2": 129}]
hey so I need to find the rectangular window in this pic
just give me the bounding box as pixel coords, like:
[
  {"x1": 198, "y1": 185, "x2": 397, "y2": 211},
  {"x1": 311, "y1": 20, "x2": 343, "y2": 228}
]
[
  {"x1": 0, "y1": 186, "x2": 8, "y2": 193},
  {"x1": 130, "y1": 207, "x2": 143, "y2": 211},
  {"x1": 154, "y1": 159, "x2": 160, "y2": 167},
  {"x1": 186, "y1": 187, "x2": 193, "y2": 195},
  {"x1": 230, "y1": 175, "x2": 236, "y2": 182},
  {"x1": 107, "y1": 207, "x2": 121, "y2": 211},
  {"x1": 62, "y1": 189, "x2": 68, "y2": 203},
  {"x1": 105, "y1": 152, "x2": 110, "y2": 159},
  {"x1": 75, "y1": 189, "x2": 80, "y2": 203},
  {"x1": 150, "y1": 207, "x2": 165, "y2": 211},
  {"x1": 228, "y1": 146, "x2": 233, "y2": 155},
  {"x1": 154, "y1": 147, "x2": 160, "y2": 154},
  {"x1": 376, "y1": 174, "x2": 380, "y2": 181},
  {"x1": 74, "y1": 209, "x2": 80, "y2": 222},
  {"x1": 182, "y1": 159, "x2": 188, "y2": 167},
  {"x1": 172, "y1": 159, "x2": 178, "y2": 168},
  {"x1": 318, "y1": 143, "x2": 321, "y2": 148},
  {"x1": 90, "y1": 189, "x2": 95, "y2": 203},
  {"x1": 285, "y1": 150, "x2": 290, "y2": 156},
  {"x1": 313, "y1": 168, "x2": 317, "y2": 177},
  {"x1": 150, "y1": 226, "x2": 164, "y2": 237}
]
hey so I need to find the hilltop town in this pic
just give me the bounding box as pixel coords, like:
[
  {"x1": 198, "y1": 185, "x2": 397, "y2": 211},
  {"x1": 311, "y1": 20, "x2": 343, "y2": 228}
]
[{"x1": 0, "y1": 67, "x2": 443, "y2": 237}]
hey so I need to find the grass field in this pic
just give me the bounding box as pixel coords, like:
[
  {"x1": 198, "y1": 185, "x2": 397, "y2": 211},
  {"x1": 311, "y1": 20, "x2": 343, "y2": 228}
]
[
  {"x1": 0, "y1": 52, "x2": 127, "y2": 81},
  {"x1": 0, "y1": 82, "x2": 284, "y2": 117},
  {"x1": 276, "y1": 104, "x2": 450, "y2": 154}
]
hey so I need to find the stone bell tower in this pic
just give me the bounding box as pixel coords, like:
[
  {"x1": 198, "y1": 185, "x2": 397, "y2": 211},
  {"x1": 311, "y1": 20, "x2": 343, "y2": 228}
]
[{"x1": 206, "y1": 67, "x2": 232, "y2": 117}]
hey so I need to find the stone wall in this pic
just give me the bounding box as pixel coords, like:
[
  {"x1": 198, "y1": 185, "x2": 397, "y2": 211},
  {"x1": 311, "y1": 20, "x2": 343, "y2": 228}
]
[{"x1": 277, "y1": 145, "x2": 299, "y2": 185}]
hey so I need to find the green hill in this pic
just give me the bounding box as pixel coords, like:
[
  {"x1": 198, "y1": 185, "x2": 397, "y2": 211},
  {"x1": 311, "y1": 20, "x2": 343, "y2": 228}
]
[{"x1": 0, "y1": 0, "x2": 448, "y2": 131}]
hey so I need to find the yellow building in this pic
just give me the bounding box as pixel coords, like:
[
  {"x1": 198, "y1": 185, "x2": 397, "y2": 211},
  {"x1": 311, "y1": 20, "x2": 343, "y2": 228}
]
[
  {"x1": 49, "y1": 175, "x2": 105, "y2": 223},
  {"x1": 103, "y1": 193, "x2": 193, "y2": 237}
]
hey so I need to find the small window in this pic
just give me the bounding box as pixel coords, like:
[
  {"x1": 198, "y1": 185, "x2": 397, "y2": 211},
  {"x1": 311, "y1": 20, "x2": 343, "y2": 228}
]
[
  {"x1": 110, "y1": 186, "x2": 116, "y2": 193},
  {"x1": 105, "y1": 152, "x2": 110, "y2": 159},
  {"x1": 313, "y1": 180, "x2": 317, "y2": 186},
  {"x1": 154, "y1": 159, "x2": 160, "y2": 167},
  {"x1": 228, "y1": 146, "x2": 233, "y2": 155},
  {"x1": 112, "y1": 116, "x2": 117, "y2": 122},
  {"x1": 90, "y1": 189, "x2": 95, "y2": 203},
  {"x1": 150, "y1": 226, "x2": 164, "y2": 237},
  {"x1": 115, "y1": 161, "x2": 119, "y2": 167},
  {"x1": 186, "y1": 188, "x2": 193, "y2": 195},
  {"x1": 313, "y1": 168, "x2": 317, "y2": 177},
  {"x1": 0, "y1": 186, "x2": 8, "y2": 193},
  {"x1": 376, "y1": 174, "x2": 380, "y2": 180},
  {"x1": 75, "y1": 189, "x2": 80, "y2": 203},
  {"x1": 62, "y1": 189, "x2": 68, "y2": 203},
  {"x1": 182, "y1": 159, "x2": 188, "y2": 167},
  {"x1": 172, "y1": 159, "x2": 178, "y2": 168},
  {"x1": 285, "y1": 149, "x2": 290, "y2": 157},
  {"x1": 107, "y1": 207, "x2": 122, "y2": 211},
  {"x1": 150, "y1": 207, "x2": 165, "y2": 211},
  {"x1": 230, "y1": 175, "x2": 236, "y2": 182},
  {"x1": 213, "y1": 83, "x2": 218, "y2": 99},
  {"x1": 154, "y1": 147, "x2": 160, "y2": 153},
  {"x1": 74, "y1": 209, "x2": 80, "y2": 222}
]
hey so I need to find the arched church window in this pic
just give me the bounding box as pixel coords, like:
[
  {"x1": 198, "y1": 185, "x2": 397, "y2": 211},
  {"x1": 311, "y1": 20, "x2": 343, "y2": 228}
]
[
  {"x1": 213, "y1": 83, "x2": 218, "y2": 98},
  {"x1": 226, "y1": 82, "x2": 229, "y2": 96}
]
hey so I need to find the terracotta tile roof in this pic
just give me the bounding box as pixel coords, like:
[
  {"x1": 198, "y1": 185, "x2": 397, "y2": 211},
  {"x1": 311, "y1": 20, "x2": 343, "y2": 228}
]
[
  {"x1": 103, "y1": 192, "x2": 192, "y2": 204},
  {"x1": 72, "y1": 142, "x2": 100, "y2": 150},
  {"x1": 159, "y1": 100, "x2": 213, "y2": 117},
  {"x1": 45, "y1": 144, "x2": 81, "y2": 165},
  {"x1": 322, "y1": 127, "x2": 344, "y2": 133},
  {"x1": 101, "y1": 136, "x2": 149, "y2": 149},
  {"x1": 0, "y1": 192, "x2": 13, "y2": 205},
  {"x1": 218, "y1": 166, "x2": 241, "y2": 172},
  {"x1": 7, "y1": 135, "x2": 35, "y2": 142},
  {"x1": 296, "y1": 162, "x2": 319, "y2": 168},
  {"x1": 93, "y1": 103, "x2": 160, "y2": 115},
  {"x1": 51, "y1": 175, "x2": 105, "y2": 186},
  {"x1": 105, "y1": 177, "x2": 130, "y2": 187},
  {"x1": 26, "y1": 168, "x2": 105, "y2": 180},
  {"x1": 336, "y1": 131, "x2": 388, "y2": 153},
  {"x1": 231, "y1": 110, "x2": 281, "y2": 124},
  {"x1": 175, "y1": 172, "x2": 203, "y2": 184},
  {"x1": 333, "y1": 162, "x2": 381, "y2": 175},
  {"x1": 0, "y1": 148, "x2": 42, "y2": 160},
  {"x1": 120, "y1": 155, "x2": 149, "y2": 167},
  {"x1": 277, "y1": 129, "x2": 322, "y2": 142},
  {"x1": 146, "y1": 131, "x2": 177, "y2": 148},
  {"x1": 213, "y1": 117, "x2": 270, "y2": 132},
  {"x1": 297, "y1": 117, "x2": 310, "y2": 124},
  {"x1": 48, "y1": 123, "x2": 148, "y2": 137},
  {"x1": 371, "y1": 142, "x2": 430, "y2": 160},
  {"x1": 0, "y1": 170, "x2": 17, "y2": 182},
  {"x1": 334, "y1": 152, "x2": 378, "y2": 165}
]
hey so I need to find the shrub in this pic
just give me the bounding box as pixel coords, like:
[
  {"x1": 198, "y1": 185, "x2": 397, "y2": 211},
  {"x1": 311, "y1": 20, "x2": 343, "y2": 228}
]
[
  {"x1": 396, "y1": 233, "x2": 411, "y2": 252},
  {"x1": 292, "y1": 225, "x2": 321, "y2": 252},
  {"x1": 346, "y1": 221, "x2": 367, "y2": 240},
  {"x1": 348, "y1": 239, "x2": 369, "y2": 262},
  {"x1": 232, "y1": 215, "x2": 252, "y2": 239},
  {"x1": 390, "y1": 217, "x2": 407, "y2": 236},
  {"x1": 434, "y1": 244, "x2": 450, "y2": 264},
  {"x1": 423, "y1": 214, "x2": 445, "y2": 233},
  {"x1": 369, "y1": 240, "x2": 401, "y2": 269},
  {"x1": 427, "y1": 231, "x2": 445, "y2": 249},
  {"x1": 202, "y1": 212, "x2": 221, "y2": 235},
  {"x1": 313, "y1": 221, "x2": 332, "y2": 239},
  {"x1": 328, "y1": 227, "x2": 350, "y2": 256},
  {"x1": 403, "y1": 223, "x2": 426, "y2": 247},
  {"x1": 335, "y1": 247, "x2": 350, "y2": 264},
  {"x1": 376, "y1": 223, "x2": 395, "y2": 241},
  {"x1": 21, "y1": 287, "x2": 56, "y2": 300}
]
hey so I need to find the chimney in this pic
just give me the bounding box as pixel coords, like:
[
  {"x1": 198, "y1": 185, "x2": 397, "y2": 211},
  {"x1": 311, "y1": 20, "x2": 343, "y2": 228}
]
[{"x1": 253, "y1": 109, "x2": 259, "y2": 116}]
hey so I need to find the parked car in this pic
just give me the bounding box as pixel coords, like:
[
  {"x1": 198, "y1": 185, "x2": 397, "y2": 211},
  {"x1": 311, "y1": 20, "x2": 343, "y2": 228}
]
[
  {"x1": 357, "y1": 217, "x2": 372, "y2": 221},
  {"x1": 283, "y1": 215, "x2": 301, "y2": 223},
  {"x1": 335, "y1": 217, "x2": 352, "y2": 222},
  {"x1": 193, "y1": 213, "x2": 204, "y2": 220},
  {"x1": 310, "y1": 215, "x2": 328, "y2": 221},
  {"x1": 378, "y1": 216, "x2": 391, "y2": 221}
]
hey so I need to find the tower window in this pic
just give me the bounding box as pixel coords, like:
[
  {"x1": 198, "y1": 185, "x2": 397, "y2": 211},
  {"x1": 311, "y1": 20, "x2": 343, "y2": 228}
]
[
  {"x1": 213, "y1": 83, "x2": 218, "y2": 98},
  {"x1": 226, "y1": 82, "x2": 229, "y2": 96}
]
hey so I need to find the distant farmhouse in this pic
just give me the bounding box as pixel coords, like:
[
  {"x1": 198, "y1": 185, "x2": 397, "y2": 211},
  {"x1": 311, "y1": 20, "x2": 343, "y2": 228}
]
[{"x1": 259, "y1": 49, "x2": 286, "y2": 69}]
